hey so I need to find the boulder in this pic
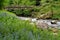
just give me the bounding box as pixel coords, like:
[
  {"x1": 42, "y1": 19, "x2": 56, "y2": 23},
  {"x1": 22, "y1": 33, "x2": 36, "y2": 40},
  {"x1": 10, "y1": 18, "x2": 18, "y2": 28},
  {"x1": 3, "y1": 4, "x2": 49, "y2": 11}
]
[{"x1": 51, "y1": 20, "x2": 57, "y2": 24}]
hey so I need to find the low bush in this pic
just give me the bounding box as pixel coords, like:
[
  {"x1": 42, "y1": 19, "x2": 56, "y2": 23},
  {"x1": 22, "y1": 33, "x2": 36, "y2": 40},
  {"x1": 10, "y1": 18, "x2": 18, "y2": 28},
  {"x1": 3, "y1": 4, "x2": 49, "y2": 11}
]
[
  {"x1": 0, "y1": 10, "x2": 40, "y2": 40},
  {"x1": 8, "y1": 9, "x2": 31, "y2": 17}
]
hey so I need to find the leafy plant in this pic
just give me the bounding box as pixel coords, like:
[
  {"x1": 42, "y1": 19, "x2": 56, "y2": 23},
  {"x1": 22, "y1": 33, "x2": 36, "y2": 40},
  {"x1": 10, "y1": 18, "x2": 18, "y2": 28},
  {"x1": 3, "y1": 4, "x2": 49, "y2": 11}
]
[
  {"x1": 0, "y1": 10, "x2": 60, "y2": 40},
  {"x1": 0, "y1": 10, "x2": 40, "y2": 40},
  {"x1": 0, "y1": 0, "x2": 9, "y2": 9}
]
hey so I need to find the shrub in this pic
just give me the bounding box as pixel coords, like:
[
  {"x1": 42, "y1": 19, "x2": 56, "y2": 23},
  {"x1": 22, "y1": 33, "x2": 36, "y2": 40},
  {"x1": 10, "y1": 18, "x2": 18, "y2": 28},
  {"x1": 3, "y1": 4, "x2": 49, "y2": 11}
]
[
  {"x1": 0, "y1": 10, "x2": 20, "y2": 34},
  {"x1": 0, "y1": 0, "x2": 9, "y2": 10},
  {"x1": 8, "y1": 9, "x2": 31, "y2": 17},
  {"x1": 22, "y1": 9, "x2": 31, "y2": 16},
  {"x1": 0, "y1": 10, "x2": 40, "y2": 40}
]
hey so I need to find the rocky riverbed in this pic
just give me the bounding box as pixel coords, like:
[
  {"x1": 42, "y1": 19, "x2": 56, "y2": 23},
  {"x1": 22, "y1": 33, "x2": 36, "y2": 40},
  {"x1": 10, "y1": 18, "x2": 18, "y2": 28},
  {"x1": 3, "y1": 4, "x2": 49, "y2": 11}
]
[{"x1": 18, "y1": 17, "x2": 60, "y2": 29}]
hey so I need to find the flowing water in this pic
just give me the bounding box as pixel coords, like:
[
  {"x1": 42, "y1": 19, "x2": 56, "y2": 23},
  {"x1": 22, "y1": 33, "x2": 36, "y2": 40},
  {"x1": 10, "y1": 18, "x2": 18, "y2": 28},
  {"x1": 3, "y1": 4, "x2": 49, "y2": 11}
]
[{"x1": 18, "y1": 17, "x2": 60, "y2": 29}]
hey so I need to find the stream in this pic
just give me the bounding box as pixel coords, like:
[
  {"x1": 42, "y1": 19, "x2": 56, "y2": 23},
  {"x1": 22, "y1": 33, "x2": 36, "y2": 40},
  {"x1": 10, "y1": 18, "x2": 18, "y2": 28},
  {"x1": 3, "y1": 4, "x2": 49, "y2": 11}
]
[{"x1": 18, "y1": 17, "x2": 60, "y2": 29}]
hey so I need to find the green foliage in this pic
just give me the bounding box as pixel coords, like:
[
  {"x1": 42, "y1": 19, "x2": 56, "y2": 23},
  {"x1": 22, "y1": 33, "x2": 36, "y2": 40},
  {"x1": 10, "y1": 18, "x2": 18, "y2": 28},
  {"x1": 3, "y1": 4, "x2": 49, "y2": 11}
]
[
  {"x1": 0, "y1": 0, "x2": 9, "y2": 9},
  {"x1": 5, "y1": 0, "x2": 60, "y2": 19},
  {"x1": 8, "y1": 9, "x2": 31, "y2": 17},
  {"x1": 0, "y1": 10, "x2": 60, "y2": 40},
  {"x1": 0, "y1": 10, "x2": 40, "y2": 40},
  {"x1": 22, "y1": 9, "x2": 31, "y2": 16},
  {"x1": 9, "y1": 0, "x2": 36, "y2": 6}
]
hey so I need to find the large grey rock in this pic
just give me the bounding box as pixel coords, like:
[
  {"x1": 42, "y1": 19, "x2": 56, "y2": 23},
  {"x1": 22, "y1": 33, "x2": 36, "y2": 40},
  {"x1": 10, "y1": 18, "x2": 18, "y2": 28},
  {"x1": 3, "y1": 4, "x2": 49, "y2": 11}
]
[{"x1": 51, "y1": 20, "x2": 57, "y2": 24}]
